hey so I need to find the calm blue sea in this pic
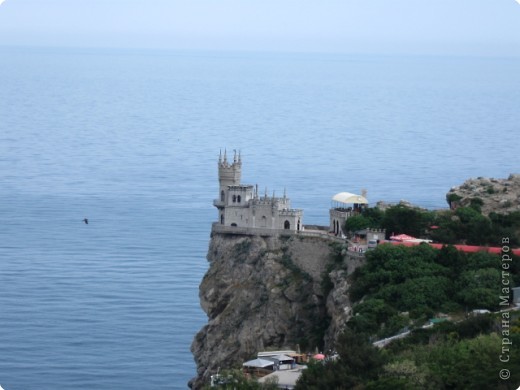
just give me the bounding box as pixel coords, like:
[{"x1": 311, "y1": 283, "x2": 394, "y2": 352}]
[{"x1": 0, "y1": 46, "x2": 519, "y2": 389}]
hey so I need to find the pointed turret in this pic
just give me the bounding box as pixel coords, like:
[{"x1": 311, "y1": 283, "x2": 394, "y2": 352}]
[{"x1": 217, "y1": 148, "x2": 242, "y2": 206}]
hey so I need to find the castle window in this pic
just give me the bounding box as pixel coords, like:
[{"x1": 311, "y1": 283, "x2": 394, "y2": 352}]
[
  {"x1": 232, "y1": 195, "x2": 237, "y2": 203},
  {"x1": 284, "y1": 220, "x2": 290, "y2": 230},
  {"x1": 231, "y1": 223, "x2": 237, "y2": 227},
  {"x1": 221, "y1": 214, "x2": 224, "y2": 224},
  {"x1": 237, "y1": 195, "x2": 241, "y2": 203},
  {"x1": 220, "y1": 191, "x2": 225, "y2": 202}
]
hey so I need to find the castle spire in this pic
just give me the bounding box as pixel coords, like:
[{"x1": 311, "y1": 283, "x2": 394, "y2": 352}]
[
  {"x1": 223, "y1": 149, "x2": 228, "y2": 164},
  {"x1": 233, "y1": 149, "x2": 237, "y2": 163},
  {"x1": 219, "y1": 149, "x2": 222, "y2": 164},
  {"x1": 238, "y1": 150, "x2": 242, "y2": 164}
]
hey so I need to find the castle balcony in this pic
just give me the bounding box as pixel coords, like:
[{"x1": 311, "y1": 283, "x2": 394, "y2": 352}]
[
  {"x1": 330, "y1": 207, "x2": 358, "y2": 219},
  {"x1": 213, "y1": 199, "x2": 225, "y2": 208}
]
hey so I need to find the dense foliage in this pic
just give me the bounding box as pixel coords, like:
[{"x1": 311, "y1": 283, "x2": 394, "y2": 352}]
[
  {"x1": 294, "y1": 244, "x2": 520, "y2": 389},
  {"x1": 348, "y1": 244, "x2": 519, "y2": 338},
  {"x1": 295, "y1": 317, "x2": 520, "y2": 389},
  {"x1": 344, "y1": 205, "x2": 520, "y2": 246},
  {"x1": 294, "y1": 202, "x2": 520, "y2": 389}
]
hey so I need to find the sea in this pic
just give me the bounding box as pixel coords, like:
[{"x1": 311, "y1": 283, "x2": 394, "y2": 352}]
[{"x1": 0, "y1": 46, "x2": 519, "y2": 389}]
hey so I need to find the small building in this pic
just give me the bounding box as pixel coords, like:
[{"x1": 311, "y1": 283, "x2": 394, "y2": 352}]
[
  {"x1": 329, "y1": 191, "x2": 368, "y2": 236},
  {"x1": 353, "y1": 228, "x2": 386, "y2": 247}
]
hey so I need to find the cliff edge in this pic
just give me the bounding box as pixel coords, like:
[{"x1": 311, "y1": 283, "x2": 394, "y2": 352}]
[{"x1": 189, "y1": 232, "x2": 360, "y2": 389}]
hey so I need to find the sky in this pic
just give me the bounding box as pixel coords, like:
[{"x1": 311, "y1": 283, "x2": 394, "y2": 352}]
[{"x1": 0, "y1": 0, "x2": 519, "y2": 55}]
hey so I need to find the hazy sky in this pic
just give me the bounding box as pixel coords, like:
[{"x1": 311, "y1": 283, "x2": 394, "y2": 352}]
[{"x1": 0, "y1": 0, "x2": 519, "y2": 55}]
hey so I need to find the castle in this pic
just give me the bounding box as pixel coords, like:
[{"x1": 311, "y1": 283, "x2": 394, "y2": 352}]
[{"x1": 213, "y1": 150, "x2": 303, "y2": 232}]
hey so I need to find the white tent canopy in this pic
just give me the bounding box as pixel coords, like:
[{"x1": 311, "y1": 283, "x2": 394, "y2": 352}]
[{"x1": 332, "y1": 192, "x2": 368, "y2": 205}]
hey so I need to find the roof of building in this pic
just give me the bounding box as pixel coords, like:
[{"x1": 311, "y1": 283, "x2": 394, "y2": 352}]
[
  {"x1": 387, "y1": 241, "x2": 520, "y2": 256},
  {"x1": 332, "y1": 192, "x2": 368, "y2": 204},
  {"x1": 242, "y1": 358, "x2": 275, "y2": 368}
]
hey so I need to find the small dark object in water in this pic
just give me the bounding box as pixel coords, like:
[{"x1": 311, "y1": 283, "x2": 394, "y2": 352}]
[{"x1": 83, "y1": 218, "x2": 89, "y2": 224}]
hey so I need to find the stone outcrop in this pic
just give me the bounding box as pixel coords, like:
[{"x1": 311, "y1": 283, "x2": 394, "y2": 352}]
[
  {"x1": 189, "y1": 232, "x2": 358, "y2": 389},
  {"x1": 446, "y1": 174, "x2": 520, "y2": 215}
]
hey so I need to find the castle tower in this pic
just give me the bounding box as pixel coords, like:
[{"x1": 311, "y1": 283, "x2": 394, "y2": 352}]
[
  {"x1": 218, "y1": 149, "x2": 241, "y2": 199},
  {"x1": 215, "y1": 150, "x2": 242, "y2": 225}
]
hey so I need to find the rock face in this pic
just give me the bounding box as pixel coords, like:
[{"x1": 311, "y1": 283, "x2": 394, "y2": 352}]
[
  {"x1": 447, "y1": 174, "x2": 520, "y2": 215},
  {"x1": 190, "y1": 232, "x2": 358, "y2": 389}
]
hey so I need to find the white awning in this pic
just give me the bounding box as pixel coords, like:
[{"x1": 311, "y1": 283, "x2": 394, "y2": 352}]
[{"x1": 332, "y1": 192, "x2": 368, "y2": 204}]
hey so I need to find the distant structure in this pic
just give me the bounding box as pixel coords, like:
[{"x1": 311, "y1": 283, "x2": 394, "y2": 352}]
[
  {"x1": 329, "y1": 191, "x2": 368, "y2": 236},
  {"x1": 214, "y1": 150, "x2": 303, "y2": 232}
]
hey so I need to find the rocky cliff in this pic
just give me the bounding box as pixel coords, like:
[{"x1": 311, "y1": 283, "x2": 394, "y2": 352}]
[
  {"x1": 189, "y1": 232, "x2": 362, "y2": 389},
  {"x1": 447, "y1": 174, "x2": 520, "y2": 215}
]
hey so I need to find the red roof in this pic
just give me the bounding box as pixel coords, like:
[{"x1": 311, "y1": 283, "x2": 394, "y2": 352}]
[{"x1": 386, "y1": 241, "x2": 520, "y2": 256}]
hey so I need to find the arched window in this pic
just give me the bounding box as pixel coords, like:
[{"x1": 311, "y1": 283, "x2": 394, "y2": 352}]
[
  {"x1": 237, "y1": 195, "x2": 241, "y2": 203},
  {"x1": 261, "y1": 216, "x2": 267, "y2": 228},
  {"x1": 220, "y1": 191, "x2": 225, "y2": 202},
  {"x1": 220, "y1": 214, "x2": 224, "y2": 224},
  {"x1": 284, "y1": 220, "x2": 290, "y2": 230},
  {"x1": 232, "y1": 195, "x2": 236, "y2": 203},
  {"x1": 297, "y1": 219, "x2": 301, "y2": 231},
  {"x1": 231, "y1": 223, "x2": 237, "y2": 227}
]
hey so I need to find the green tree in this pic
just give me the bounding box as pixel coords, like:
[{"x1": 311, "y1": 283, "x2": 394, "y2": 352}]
[
  {"x1": 382, "y1": 205, "x2": 434, "y2": 238},
  {"x1": 456, "y1": 268, "x2": 501, "y2": 310},
  {"x1": 345, "y1": 214, "x2": 374, "y2": 232},
  {"x1": 424, "y1": 334, "x2": 520, "y2": 389}
]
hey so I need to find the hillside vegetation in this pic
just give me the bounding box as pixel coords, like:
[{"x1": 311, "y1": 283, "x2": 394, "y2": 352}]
[
  {"x1": 296, "y1": 243, "x2": 520, "y2": 389},
  {"x1": 345, "y1": 204, "x2": 520, "y2": 246}
]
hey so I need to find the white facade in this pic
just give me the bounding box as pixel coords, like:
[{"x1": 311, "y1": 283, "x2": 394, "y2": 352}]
[{"x1": 214, "y1": 151, "x2": 303, "y2": 232}]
